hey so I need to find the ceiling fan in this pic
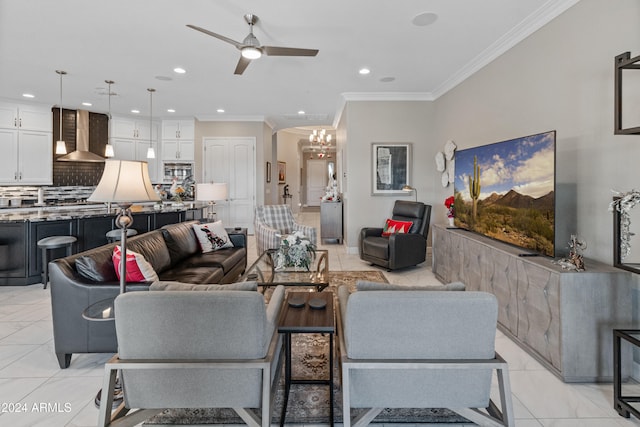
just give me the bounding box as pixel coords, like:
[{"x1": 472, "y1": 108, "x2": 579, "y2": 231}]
[{"x1": 187, "y1": 14, "x2": 319, "y2": 75}]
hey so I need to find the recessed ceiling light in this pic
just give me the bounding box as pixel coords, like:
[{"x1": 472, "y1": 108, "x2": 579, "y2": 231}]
[
  {"x1": 155, "y1": 75, "x2": 173, "y2": 81},
  {"x1": 131, "y1": 109, "x2": 140, "y2": 114},
  {"x1": 298, "y1": 110, "x2": 305, "y2": 115},
  {"x1": 22, "y1": 93, "x2": 35, "y2": 98},
  {"x1": 173, "y1": 67, "x2": 186, "y2": 74},
  {"x1": 412, "y1": 12, "x2": 438, "y2": 26},
  {"x1": 359, "y1": 68, "x2": 370, "y2": 75},
  {"x1": 82, "y1": 102, "x2": 92, "y2": 106},
  {"x1": 380, "y1": 77, "x2": 395, "y2": 83},
  {"x1": 217, "y1": 109, "x2": 225, "y2": 113},
  {"x1": 167, "y1": 109, "x2": 176, "y2": 113}
]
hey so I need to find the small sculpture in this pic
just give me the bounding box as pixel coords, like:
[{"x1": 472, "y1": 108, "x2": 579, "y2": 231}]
[{"x1": 555, "y1": 234, "x2": 586, "y2": 271}]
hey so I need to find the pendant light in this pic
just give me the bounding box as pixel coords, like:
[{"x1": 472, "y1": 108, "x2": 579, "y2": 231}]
[
  {"x1": 146, "y1": 88, "x2": 155, "y2": 159},
  {"x1": 55, "y1": 70, "x2": 67, "y2": 155},
  {"x1": 104, "y1": 80, "x2": 115, "y2": 157}
]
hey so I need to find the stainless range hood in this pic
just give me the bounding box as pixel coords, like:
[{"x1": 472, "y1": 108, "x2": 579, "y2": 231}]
[{"x1": 57, "y1": 110, "x2": 105, "y2": 162}]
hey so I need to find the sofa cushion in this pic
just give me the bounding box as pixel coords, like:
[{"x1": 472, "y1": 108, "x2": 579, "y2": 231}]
[
  {"x1": 182, "y1": 247, "x2": 246, "y2": 274},
  {"x1": 157, "y1": 265, "x2": 224, "y2": 284},
  {"x1": 193, "y1": 221, "x2": 234, "y2": 253},
  {"x1": 127, "y1": 231, "x2": 172, "y2": 273},
  {"x1": 356, "y1": 280, "x2": 466, "y2": 291},
  {"x1": 149, "y1": 281, "x2": 258, "y2": 291},
  {"x1": 382, "y1": 219, "x2": 413, "y2": 236},
  {"x1": 161, "y1": 221, "x2": 200, "y2": 265},
  {"x1": 75, "y1": 254, "x2": 119, "y2": 282},
  {"x1": 113, "y1": 246, "x2": 159, "y2": 283}
]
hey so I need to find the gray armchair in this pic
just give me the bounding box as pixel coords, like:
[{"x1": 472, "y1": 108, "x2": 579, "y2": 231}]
[
  {"x1": 97, "y1": 286, "x2": 285, "y2": 427},
  {"x1": 359, "y1": 200, "x2": 431, "y2": 270},
  {"x1": 337, "y1": 286, "x2": 514, "y2": 427},
  {"x1": 254, "y1": 204, "x2": 317, "y2": 255}
]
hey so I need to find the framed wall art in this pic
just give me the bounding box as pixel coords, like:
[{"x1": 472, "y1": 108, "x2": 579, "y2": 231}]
[
  {"x1": 266, "y1": 161, "x2": 271, "y2": 183},
  {"x1": 371, "y1": 143, "x2": 412, "y2": 195},
  {"x1": 278, "y1": 161, "x2": 286, "y2": 184}
]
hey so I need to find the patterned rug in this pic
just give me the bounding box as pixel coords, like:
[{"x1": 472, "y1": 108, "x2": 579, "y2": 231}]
[{"x1": 144, "y1": 271, "x2": 469, "y2": 425}]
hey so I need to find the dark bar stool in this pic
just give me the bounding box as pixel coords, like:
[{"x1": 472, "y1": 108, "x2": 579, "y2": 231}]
[
  {"x1": 106, "y1": 228, "x2": 138, "y2": 244},
  {"x1": 37, "y1": 236, "x2": 77, "y2": 290}
]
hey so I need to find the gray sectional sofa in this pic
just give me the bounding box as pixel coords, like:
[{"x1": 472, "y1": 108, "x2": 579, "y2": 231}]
[{"x1": 48, "y1": 220, "x2": 247, "y2": 368}]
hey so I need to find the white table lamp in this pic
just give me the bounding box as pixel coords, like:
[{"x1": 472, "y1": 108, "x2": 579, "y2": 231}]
[{"x1": 197, "y1": 183, "x2": 228, "y2": 221}]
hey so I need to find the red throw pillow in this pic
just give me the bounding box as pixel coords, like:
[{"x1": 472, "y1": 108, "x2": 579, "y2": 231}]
[
  {"x1": 381, "y1": 219, "x2": 413, "y2": 236},
  {"x1": 112, "y1": 245, "x2": 159, "y2": 282}
]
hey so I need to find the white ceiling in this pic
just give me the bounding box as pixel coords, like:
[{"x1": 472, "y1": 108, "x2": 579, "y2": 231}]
[{"x1": 0, "y1": 0, "x2": 578, "y2": 131}]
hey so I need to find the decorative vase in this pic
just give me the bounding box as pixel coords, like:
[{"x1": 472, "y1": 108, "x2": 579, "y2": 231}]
[{"x1": 447, "y1": 217, "x2": 455, "y2": 227}]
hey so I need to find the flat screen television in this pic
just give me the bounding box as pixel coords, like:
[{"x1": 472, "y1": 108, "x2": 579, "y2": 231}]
[{"x1": 453, "y1": 130, "x2": 556, "y2": 257}]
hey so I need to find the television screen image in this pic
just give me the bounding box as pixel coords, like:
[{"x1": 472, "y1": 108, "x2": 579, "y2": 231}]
[{"x1": 453, "y1": 131, "x2": 556, "y2": 257}]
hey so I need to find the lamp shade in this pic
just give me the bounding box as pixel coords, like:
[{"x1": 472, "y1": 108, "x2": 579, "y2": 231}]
[
  {"x1": 196, "y1": 183, "x2": 228, "y2": 201},
  {"x1": 88, "y1": 160, "x2": 160, "y2": 203}
]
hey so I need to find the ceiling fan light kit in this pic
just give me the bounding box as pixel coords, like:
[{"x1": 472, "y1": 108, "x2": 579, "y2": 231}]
[{"x1": 187, "y1": 13, "x2": 318, "y2": 75}]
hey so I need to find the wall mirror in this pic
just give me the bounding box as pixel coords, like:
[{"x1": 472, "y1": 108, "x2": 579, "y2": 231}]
[{"x1": 613, "y1": 195, "x2": 640, "y2": 274}]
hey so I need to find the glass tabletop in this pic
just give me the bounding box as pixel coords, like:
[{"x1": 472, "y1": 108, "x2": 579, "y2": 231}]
[
  {"x1": 240, "y1": 248, "x2": 329, "y2": 291},
  {"x1": 82, "y1": 297, "x2": 116, "y2": 321}
]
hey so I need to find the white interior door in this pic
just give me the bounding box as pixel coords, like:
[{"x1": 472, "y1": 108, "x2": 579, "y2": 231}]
[
  {"x1": 307, "y1": 159, "x2": 326, "y2": 207},
  {"x1": 203, "y1": 137, "x2": 256, "y2": 233}
]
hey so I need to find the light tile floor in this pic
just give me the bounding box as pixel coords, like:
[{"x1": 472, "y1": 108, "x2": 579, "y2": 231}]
[{"x1": 0, "y1": 210, "x2": 638, "y2": 426}]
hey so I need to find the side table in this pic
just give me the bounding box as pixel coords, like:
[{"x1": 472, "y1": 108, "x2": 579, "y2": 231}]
[
  {"x1": 278, "y1": 292, "x2": 335, "y2": 427},
  {"x1": 83, "y1": 297, "x2": 123, "y2": 410},
  {"x1": 614, "y1": 329, "x2": 640, "y2": 419}
]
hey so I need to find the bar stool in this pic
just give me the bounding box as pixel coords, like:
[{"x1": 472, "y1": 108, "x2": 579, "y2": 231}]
[
  {"x1": 106, "y1": 228, "x2": 138, "y2": 243},
  {"x1": 37, "y1": 236, "x2": 77, "y2": 290}
]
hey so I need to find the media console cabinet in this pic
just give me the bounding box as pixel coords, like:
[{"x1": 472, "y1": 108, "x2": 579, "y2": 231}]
[{"x1": 432, "y1": 224, "x2": 633, "y2": 382}]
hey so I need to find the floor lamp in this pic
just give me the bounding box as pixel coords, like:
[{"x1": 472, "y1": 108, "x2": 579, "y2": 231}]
[
  {"x1": 402, "y1": 185, "x2": 418, "y2": 202},
  {"x1": 196, "y1": 183, "x2": 228, "y2": 222},
  {"x1": 88, "y1": 160, "x2": 160, "y2": 294}
]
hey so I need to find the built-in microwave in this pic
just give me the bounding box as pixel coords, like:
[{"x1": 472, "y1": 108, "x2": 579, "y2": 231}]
[{"x1": 163, "y1": 162, "x2": 193, "y2": 182}]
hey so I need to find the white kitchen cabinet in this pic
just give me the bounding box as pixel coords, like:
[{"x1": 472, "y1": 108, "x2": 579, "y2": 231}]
[
  {"x1": 0, "y1": 128, "x2": 52, "y2": 184},
  {"x1": 0, "y1": 102, "x2": 52, "y2": 132},
  {"x1": 110, "y1": 130, "x2": 160, "y2": 183},
  {"x1": 162, "y1": 120, "x2": 194, "y2": 140},
  {"x1": 111, "y1": 117, "x2": 154, "y2": 140},
  {"x1": 161, "y1": 119, "x2": 194, "y2": 161},
  {"x1": 162, "y1": 139, "x2": 194, "y2": 161},
  {"x1": 0, "y1": 102, "x2": 52, "y2": 185},
  {"x1": 110, "y1": 138, "x2": 136, "y2": 160}
]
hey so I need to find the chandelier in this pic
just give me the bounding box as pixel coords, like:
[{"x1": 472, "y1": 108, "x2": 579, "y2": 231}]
[{"x1": 309, "y1": 129, "x2": 333, "y2": 159}]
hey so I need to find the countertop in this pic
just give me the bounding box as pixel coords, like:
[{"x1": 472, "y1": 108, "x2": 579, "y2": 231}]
[{"x1": 0, "y1": 202, "x2": 205, "y2": 223}]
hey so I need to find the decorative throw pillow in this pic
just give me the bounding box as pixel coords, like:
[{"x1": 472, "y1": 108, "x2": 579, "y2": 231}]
[
  {"x1": 112, "y1": 245, "x2": 159, "y2": 283},
  {"x1": 192, "y1": 221, "x2": 234, "y2": 253},
  {"x1": 150, "y1": 281, "x2": 258, "y2": 292},
  {"x1": 381, "y1": 219, "x2": 413, "y2": 236}
]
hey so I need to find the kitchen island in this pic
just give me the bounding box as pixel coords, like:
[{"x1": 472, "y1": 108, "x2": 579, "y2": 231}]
[{"x1": 0, "y1": 203, "x2": 205, "y2": 285}]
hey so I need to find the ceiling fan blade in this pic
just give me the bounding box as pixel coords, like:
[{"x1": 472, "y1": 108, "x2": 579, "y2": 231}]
[
  {"x1": 234, "y1": 56, "x2": 252, "y2": 75},
  {"x1": 263, "y1": 46, "x2": 319, "y2": 57},
  {"x1": 186, "y1": 24, "x2": 243, "y2": 49}
]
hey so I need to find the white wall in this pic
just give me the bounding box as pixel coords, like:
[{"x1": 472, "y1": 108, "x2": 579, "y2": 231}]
[
  {"x1": 275, "y1": 130, "x2": 302, "y2": 213},
  {"x1": 342, "y1": 101, "x2": 436, "y2": 252},
  {"x1": 431, "y1": 0, "x2": 640, "y2": 264}
]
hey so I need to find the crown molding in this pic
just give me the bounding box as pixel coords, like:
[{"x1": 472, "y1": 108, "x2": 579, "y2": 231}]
[
  {"x1": 431, "y1": 0, "x2": 581, "y2": 99},
  {"x1": 341, "y1": 92, "x2": 435, "y2": 102},
  {"x1": 333, "y1": 92, "x2": 435, "y2": 128},
  {"x1": 195, "y1": 114, "x2": 266, "y2": 122}
]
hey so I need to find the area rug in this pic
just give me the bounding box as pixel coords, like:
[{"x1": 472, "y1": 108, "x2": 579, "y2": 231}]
[{"x1": 144, "y1": 271, "x2": 470, "y2": 425}]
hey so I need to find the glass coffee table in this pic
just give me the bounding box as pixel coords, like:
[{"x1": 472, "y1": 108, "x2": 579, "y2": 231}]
[{"x1": 240, "y1": 248, "x2": 329, "y2": 292}]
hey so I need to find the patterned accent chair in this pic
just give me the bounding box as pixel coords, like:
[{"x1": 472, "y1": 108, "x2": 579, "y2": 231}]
[{"x1": 254, "y1": 205, "x2": 317, "y2": 255}]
